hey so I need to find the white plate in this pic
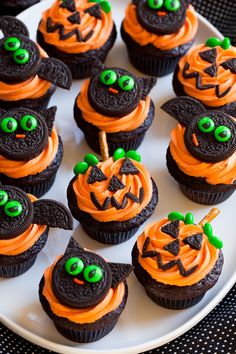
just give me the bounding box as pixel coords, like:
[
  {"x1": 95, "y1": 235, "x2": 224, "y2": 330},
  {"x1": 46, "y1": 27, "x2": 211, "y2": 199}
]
[{"x1": 0, "y1": 1, "x2": 235, "y2": 353}]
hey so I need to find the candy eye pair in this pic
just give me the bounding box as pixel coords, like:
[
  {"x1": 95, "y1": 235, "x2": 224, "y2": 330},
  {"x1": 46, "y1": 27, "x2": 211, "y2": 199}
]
[
  {"x1": 0, "y1": 190, "x2": 23, "y2": 217},
  {"x1": 65, "y1": 257, "x2": 103, "y2": 283},
  {"x1": 4, "y1": 37, "x2": 30, "y2": 65},
  {"x1": 0, "y1": 115, "x2": 38, "y2": 133},
  {"x1": 198, "y1": 117, "x2": 231, "y2": 142},
  {"x1": 100, "y1": 70, "x2": 135, "y2": 91},
  {"x1": 147, "y1": 0, "x2": 180, "y2": 11}
]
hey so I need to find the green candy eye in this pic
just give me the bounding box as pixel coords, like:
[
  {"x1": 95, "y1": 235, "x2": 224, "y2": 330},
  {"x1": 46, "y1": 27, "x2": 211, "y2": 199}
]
[
  {"x1": 198, "y1": 117, "x2": 215, "y2": 133},
  {"x1": 1, "y1": 117, "x2": 18, "y2": 133},
  {"x1": 13, "y1": 48, "x2": 30, "y2": 65},
  {"x1": 65, "y1": 257, "x2": 84, "y2": 276},
  {"x1": 0, "y1": 191, "x2": 8, "y2": 206},
  {"x1": 84, "y1": 264, "x2": 103, "y2": 283},
  {"x1": 118, "y1": 75, "x2": 134, "y2": 91},
  {"x1": 4, "y1": 200, "x2": 23, "y2": 217},
  {"x1": 164, "y1": 0, "x2": 180, "y2": 11},
  {"x1": 147, "y1": 0, "x2": 164, "y2": 9},
  {"x1": 100, "y1": 69, "x2": 117, "y2": 85},
  {"x1": 214, "y1": 126, "x2": 231, "y2": 142},
  {"x1": 4, "y1": 37, "x2": 21, "y2": 52},
  {"x1": 20, "y1": 115, "x2": 38, "y2": 131}
]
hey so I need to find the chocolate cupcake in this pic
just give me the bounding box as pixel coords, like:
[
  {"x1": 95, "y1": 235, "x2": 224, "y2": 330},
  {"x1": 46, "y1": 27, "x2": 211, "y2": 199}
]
[
  {"x1": 0, "y1": 106, "x2": 63, "y2": 197},
  {"x1": 74, "y1": 61, "x2": 157, "y2": 154},
  {"x1": 132, "y1": 209, "x2": 224, "y2": 309},
  {"x1": 173, "y1": 37, "x2": 236, "y2": 117},
  {"x1": 161, "y1": 96, "x2": 236, "y2": 204},
  {"x1": 39, "y1": 237, "x2": 132, "y2": 342},
  {"x1": 0, "y1": 184, "x2": 73, "y2": 278},
  {"x1": 121, "y1": 0, "x2": 198, "y2": 76},
  {"x1": 0, "y1": 0, "x2": 40, "y2": 16},
  {"x1": 0, "y1": 16, "x2": 72, "y2": 111},
  {"x1": 37, "y1": 0, "x2": 117, "y2": 79},
  {"x1": 67, "y1": 140, "x2": 158, "y2": 244}
]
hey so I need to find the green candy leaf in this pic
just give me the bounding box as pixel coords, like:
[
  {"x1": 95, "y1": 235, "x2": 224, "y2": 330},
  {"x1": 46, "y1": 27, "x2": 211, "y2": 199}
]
[
  {"x1": 203, "y1": 222, "x2": 213, "y2": 238},
  {"x1": 113, "y1": 148, "x2": 125, "y2": 161},
  {"x1": 208, "y1": 235, "x2": 223, "y2": 249},
  {"x1": 125, "y1": 150, "x2": 141, "y2": 162},
  {"x1": 221, "y1": 37, "x2": 231, "y2": 50},
  {"x1": 84, "y1": 153, "x2": 99, "y2": 166},
  {"x1": 168, "y1": 211, "x2": 185, "y2": 221},
  {"x1": 205, "y1": 37, "x2": 221, "y2": 48},
  {"x1": 184, "y1": 212, "x2": 194, "y2": 225},
  {"x1": 100, "y1": 0, "x2": 111, "y2": 13},
  {"x1": 73, "y1": 161, "x2": 89, "y2": 176}
]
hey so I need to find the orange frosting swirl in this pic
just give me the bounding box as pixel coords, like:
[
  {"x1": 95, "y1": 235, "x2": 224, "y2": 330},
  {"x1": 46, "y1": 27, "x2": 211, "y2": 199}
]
[
  {"x1": 178, "y1": 44, "x2": 236, "y2": 106},
  {"x1": 77, "y1": 80, "x2": 151, "y2": 133},
  {"x1": 72, "y1": 157, "x2": 153, "y2": 222},
  {"x1": 123, "y1": 4, "x2": 198, "y2": 51},
  {"x1": 0, "y1": 195, "x2": 47, "y2": 256},
  {"x1": 39, "y1": 0, "x2": 114, "y2": 54},
  {"x1": 0, "y1": 128, "x2": 59, "y2": 178},
  {"x1": 137, "y1": 219, "x2": 219, "y2": 286},
  {"x1": 42, "y1": 256, "x2": 125, "y2": 324},
  {"x1": 170, "y1": 124, "x2": 236, "y2": 185}
]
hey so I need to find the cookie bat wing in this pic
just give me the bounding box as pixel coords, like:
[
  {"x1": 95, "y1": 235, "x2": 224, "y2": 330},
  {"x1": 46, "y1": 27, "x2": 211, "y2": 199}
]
[{"x1": 37, "y1": 58, "x2": 72, "y2": 90}]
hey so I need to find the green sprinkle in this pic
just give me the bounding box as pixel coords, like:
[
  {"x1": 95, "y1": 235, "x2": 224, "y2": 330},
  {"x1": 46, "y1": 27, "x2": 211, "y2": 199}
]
[
  {"x1": 113, "y1": 148, "x2": 125, "y2": 161},
  {"x1": 84, "y1": 153, "x2": 99, "y2": 166},
  {"x1": 184, "y1": 212, "x2": 194, "y2": 225},
  {"x1": 203, "y1": 222, "x2": 213, "y2": 237},
  {"x1": 100, "y1": 1, "x2": 111, "y2": 13},
  {"x1": 208, "y1": 235, "x2": 223, "y2": 249},
  {"x1": 73, "y1": 161, "x2": 89, "y2": 175},
  {"x1": 221, "y1": 37, "x2": 231, "y2": 50},
  {"x1": 205, "y1": 37, "x2": 221, "y2": 47},
  {"x1": 125, "y1": 150, "x2": 141, "y2": 162},
  {"x1": 168, "y1": 211, "x2": 185, "y2": 221}
]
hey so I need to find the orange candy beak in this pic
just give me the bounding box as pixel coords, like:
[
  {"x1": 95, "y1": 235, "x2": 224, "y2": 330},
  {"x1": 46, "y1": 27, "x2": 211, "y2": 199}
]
[
  {"x1": 15, "y1": 134, "x2": 26, "y2": 139},
  {"x1": 73, "y1": 278, "x2": 84, "y2": 285},
  {"x1": 192, "y1": 133, "x2": 199, "y2": 147},
  {"x1": 157, "y1": 11, "x2": 167, "y2": 16},
  {"x1": 108, "y1": 87, "x2": 119, "y2": 94}
]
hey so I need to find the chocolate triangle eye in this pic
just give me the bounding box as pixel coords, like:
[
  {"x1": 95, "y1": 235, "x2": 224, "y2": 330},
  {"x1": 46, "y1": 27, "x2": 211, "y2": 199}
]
[
  {"x1": 203, "y1": 64, "x2": 217, "y2": 77},
  {"x1": 59, "y1": 0, "x2": 76, "y2": 12},
  {"x1": 161, "y1": 220, "x2": 179, "y2": 239},
  {"x1": 119, "y1": 158, "x2": 139, "y2": 175},
  {"x1": 199, "y1": 48, "x2": 217, "y2": 63},
  {"x1": 163, "y1": 239, "x2": 180, "y2": 256},
  {"x1": 183, "y1": 233, "x2": 203, "y2": 250},
  {"x1": 87, "y1": 165, "x2": 107, "y2": 184},
  {"x1": 108, "y1": 176, "x2": 125, "y2": 192},
  {"x1": 221, "y1": 58, "x2": 236, "y2": 74},
  {"x1": 67, "y1": 12, "x2": 81, "y2": 24},
  {"x1": 84, "y1": 4, "x2": 102, "y2": 19}
]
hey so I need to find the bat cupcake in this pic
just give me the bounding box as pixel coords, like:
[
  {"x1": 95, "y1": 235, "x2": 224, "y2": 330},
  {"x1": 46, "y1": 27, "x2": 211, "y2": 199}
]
[
  {"x1": 0, "y1": 16, "x2": 72, "y2": 111},
  {"x1": 0, "y1": 184, "x2": 73, "y2": 278},
  {"x1": 0, "y1": 106, "x2": 63, "y2": 197},
  {"x1": 39, "y1": 237, "x2": 132, "y2": 342},
  {"x1": 161, "y1": 96, "x2": 236, "y2": 204}
]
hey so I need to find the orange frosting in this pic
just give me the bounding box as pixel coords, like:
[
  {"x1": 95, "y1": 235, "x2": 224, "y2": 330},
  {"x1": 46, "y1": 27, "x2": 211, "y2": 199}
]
[
  {"x1": 137, "y1": 219, "x2": 219, "y2": 286},
  {"x1": 0, "y1": 128, "x2": 59, "y2": 178},
  {"x1": 123, "y1": 4, "x2": 198, "y2": 51},
  {"x1": 170, "y1": 124, "x2": 236, "y2": 185},
  {"x1": 38, "y1": 0, "x2": 114, "y2": 54},
  {"x1": 0, "y1": 195, "x2": 47, "y2": 256},
  {"x1": 72, "y1": 157, "x2": 153, "y2": 222},
  {"x1": 77, "y1": 80, "x2": 151, "y2": 133},
  {"x1": 178, "y1": 44, "x2": 236, "y2": 106},
  {"x1": 42, "y1": 256, "x2": 125, "y2": 324}
]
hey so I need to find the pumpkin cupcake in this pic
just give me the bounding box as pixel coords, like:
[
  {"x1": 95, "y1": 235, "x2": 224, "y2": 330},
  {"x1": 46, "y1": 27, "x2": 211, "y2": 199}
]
[
  {"x1": 121, "y1": 0, "x2": 198, "y2": 76},
  {"x1": 0, "y1": 0, "x2": 40, "y2": 16},
  {"x1": 0, "y1": 16, "x2": 71, "y2": 111},
  {"x1": 0, "y1": 106, "x2": 63, "y2": 198},
  {"x1": 37, "y1": 0, "x2": 117, "y2": 79},
  {"x1": 0, "y1": 184, "x2": 73, "y2": 278},
  {"x1": 39, "y1": 237, "x2": 132, "y2": 342},
  {"x1": 162, "y1": 96, "x2": 236, "y2": 204},
  {"x1": 173, "y1": 37, "x2": 236, "y2": 117},
  {"x1": 74, "y1": 61, "x2": 157, "y2": 154},
  {"x1": 132, "y1": 209, "x2": 224, "y2": 309}
]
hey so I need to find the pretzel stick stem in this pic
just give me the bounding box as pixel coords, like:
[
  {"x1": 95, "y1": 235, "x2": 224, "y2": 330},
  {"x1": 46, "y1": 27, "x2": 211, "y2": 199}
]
[
  {"x1": 198, "y1": 208, "x2": 220, "y2": 226},
  {"x1": 99, "y1": 131, "x2": 109, "y2": 161}
]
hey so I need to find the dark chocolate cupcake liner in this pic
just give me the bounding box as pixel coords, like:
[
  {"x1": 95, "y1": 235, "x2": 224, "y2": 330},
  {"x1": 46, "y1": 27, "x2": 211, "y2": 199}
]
[
  {"x1": 0, "y1": 255, "x2": 37, "y2": 278},
  {"x1": 179, "y1": 184, "x2": 235, "y2": 205}
]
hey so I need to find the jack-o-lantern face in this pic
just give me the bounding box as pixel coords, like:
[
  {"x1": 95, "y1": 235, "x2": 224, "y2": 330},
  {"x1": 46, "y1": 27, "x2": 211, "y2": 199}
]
[{"x1": 133, "y1": 0, "x2": 189, "y2": 35}]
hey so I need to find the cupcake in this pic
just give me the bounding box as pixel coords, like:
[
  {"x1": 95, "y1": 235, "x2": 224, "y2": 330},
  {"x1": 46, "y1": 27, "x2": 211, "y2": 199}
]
[
  {"x1": 0, "y1": 16, "x2": 72, "y2": 111},
  {"x1": 74, "y1": 60, "x2": 157, "y2": 154},
  {"x1": 162, "y1": 96, "x2": 236, "y2": 204},
  {"x1": 0, "y1": 0, "x2": 40, "y2": 16},
  {"x1": 132, "y1": 208, "x2": 224, "y2": 309},
  {"x1": 0, "y1": 106, "x2": 63, "y2": 197},
  {"x1": 121, "y1": 0, "x2": 198, "y2": 76},
  {"x1": 173, "y1": 37, "x2": 236, "y2": 117},
  {"x1": 67, "y1": 136, "x2": 158, "y2": 244},
  {"x1": 39, "y1": 237, "x2": 132, "y2": 342},
  {"x1": 37, "y1": 0, "x2": 117, "y2": 79},
  {"x1": 0, "y1": 184, "x2": 73, "y2": 278}
]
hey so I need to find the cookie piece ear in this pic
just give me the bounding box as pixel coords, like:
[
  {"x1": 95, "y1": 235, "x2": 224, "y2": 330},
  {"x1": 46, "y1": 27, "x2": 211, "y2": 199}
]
[
  {"x1": 108, "y1": 262, "x2": 133, "y2": 288},
  {"x1": 91, "y1": 59, "x2": 106, "y2": 76},
  {"x1": 33, "y1": 199, "x2": 73, "y2": 230},
  {"x1": 37, "y1": 58, "x2": 72, "y2": 90},
  {"x1": 161, "y1": 96, "x2": 206, "y2": 126},
  {"x1": 139, "y1": 77, "x2": 157, "y2": 100},
  {"x1": 64, "y1": 237, "x2": 84, "y2": 255},
  {"x1": 0, "y1": 16, "x2": 29, "y2": 37},
  {"x1": 40, "y1": 106, "x2": 57, "y2": 136}
]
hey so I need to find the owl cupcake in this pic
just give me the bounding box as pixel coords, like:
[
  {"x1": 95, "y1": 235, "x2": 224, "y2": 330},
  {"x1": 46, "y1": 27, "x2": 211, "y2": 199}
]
[
  {"x1": 132, "y1": 209, "x2": 223, "y2": 309},
  {"x1": 0, "y1": 0, "x2": 40, "y2": 16},
  {"x1": 121, "y1": 0, "x2": 198, "y2": 76},
  {"x1": 39, "y1": 237, "x2": 132, "y2": 342},
  {"x1": 37, "y1": 0, "x2": 117, "y2": 79}
]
